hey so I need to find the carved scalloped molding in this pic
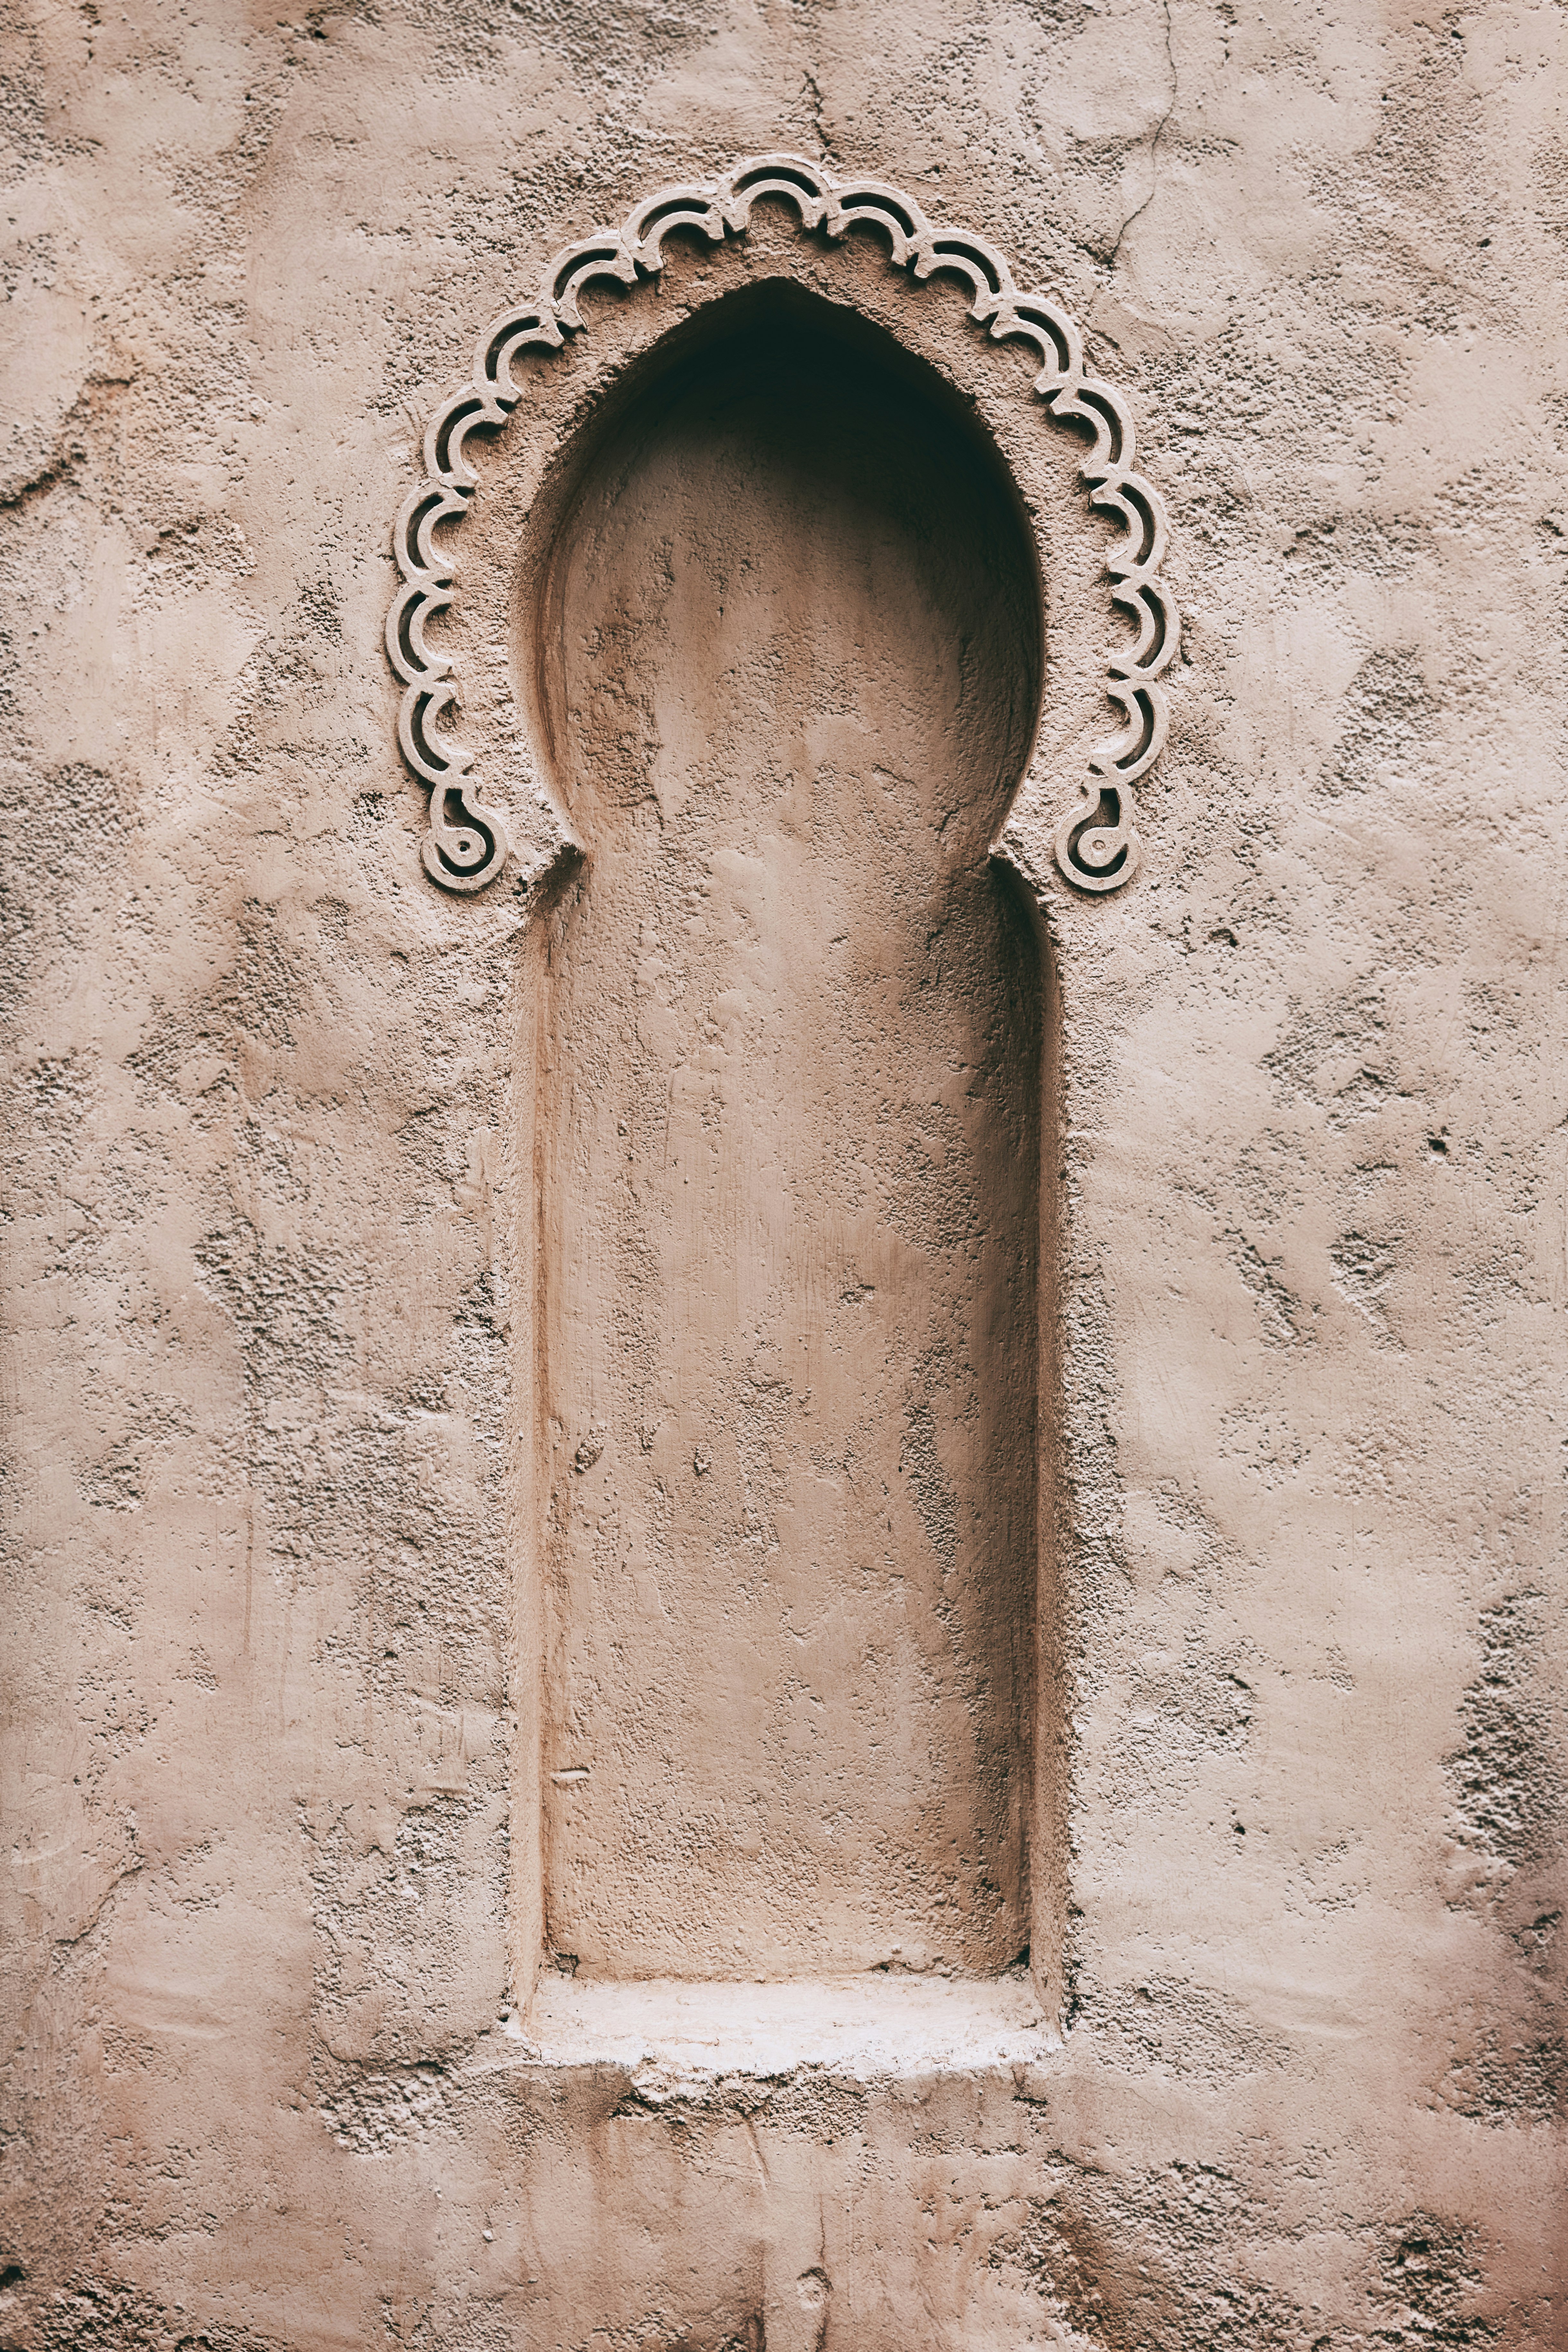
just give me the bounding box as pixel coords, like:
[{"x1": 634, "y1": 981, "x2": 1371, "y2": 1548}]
[{"x1": 387, "y1": 152, "x2": 1178, "y2": 896}]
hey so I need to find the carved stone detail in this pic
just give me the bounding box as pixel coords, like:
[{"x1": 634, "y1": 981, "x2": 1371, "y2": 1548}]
[{"x1": 387, "y1": 152, "x2": 1179, "y2": 896}]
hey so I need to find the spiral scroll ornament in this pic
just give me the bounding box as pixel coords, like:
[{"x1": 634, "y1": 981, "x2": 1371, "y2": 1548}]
[{"x1": 387, "y1": 153, "x2": 1178, "y2": 896}]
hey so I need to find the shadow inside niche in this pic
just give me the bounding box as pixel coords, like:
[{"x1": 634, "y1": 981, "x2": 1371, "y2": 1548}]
[{"x1": 525, "y1": 284, "x2": 1049, "y2": 1984}]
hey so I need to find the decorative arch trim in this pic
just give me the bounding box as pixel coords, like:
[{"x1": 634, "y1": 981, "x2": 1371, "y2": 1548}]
[{"x1": 386, "y1": 152, "x2": 1179, "y2": 896}]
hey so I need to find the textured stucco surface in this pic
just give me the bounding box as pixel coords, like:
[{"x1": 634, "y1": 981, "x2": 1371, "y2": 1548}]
[
  {"x1": 2, "y1": 2, "x2": 1566, "y2": 2348},
  {"x1": 534, "y1": 302, "x2": 1043, "y2": 1982}
]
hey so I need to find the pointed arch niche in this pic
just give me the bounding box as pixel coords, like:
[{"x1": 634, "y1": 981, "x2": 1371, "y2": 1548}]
[
  {"x1": 391, "y1": 162, "x2": 1179, "y2": 2048},
  {"x1": 534, "y1": 283, "x2": 1043, "y2": 1993}
]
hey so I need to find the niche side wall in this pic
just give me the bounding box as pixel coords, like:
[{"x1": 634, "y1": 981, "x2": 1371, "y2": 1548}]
[{"x1": 518, "y1": 289, "x2": 1048, "y2": 1985}]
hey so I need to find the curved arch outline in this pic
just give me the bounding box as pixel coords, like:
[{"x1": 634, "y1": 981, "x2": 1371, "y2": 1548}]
[{"x1": 387, "y1": 151, "x2": 1179, "y2": 896}]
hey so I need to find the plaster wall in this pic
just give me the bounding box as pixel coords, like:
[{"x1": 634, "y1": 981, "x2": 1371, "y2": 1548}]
[
  {"x1": 531, "y1": 302, "x2": 1042, "y2": 1983},
  {"x1": 1, "y1": 2, "x2": 1566, "y2": 2349}
]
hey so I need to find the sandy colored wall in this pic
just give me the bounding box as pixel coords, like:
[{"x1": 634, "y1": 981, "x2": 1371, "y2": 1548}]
[
  {"x1": 535, "y1": 304, "x2": 1043, "y2": 1983},
  {"x1": 2, "y1": 2, "x2": 1565, "y2": 2348}
]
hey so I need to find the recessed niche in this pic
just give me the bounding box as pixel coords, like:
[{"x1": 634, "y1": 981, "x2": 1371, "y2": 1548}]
[{"x1": 519, "y1": 284, "x2": 1047, "y2": 1984}]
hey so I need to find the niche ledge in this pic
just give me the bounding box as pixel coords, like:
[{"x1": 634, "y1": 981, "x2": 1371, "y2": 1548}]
[{"x1": 507, "y1": 1971, "x2": 1057, "y2": 2082}]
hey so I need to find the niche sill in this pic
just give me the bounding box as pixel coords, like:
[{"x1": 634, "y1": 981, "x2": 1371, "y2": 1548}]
[{"x1": 508, "y1": 1970, "x2": 1057, "y2": 2081}]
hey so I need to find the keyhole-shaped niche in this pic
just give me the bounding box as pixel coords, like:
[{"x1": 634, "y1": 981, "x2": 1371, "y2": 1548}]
[{"x1": 524, "y1": 284, "x2": 1045, "y2": 1982}]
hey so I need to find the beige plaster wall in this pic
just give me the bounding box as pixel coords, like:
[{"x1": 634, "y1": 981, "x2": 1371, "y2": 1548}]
[
  {"x1": 534, "y1": 302, "x2": 1042, "y2": 1983},
  {"x1": 1, "y1": 2, "x2": 1565, "y2": 2348}
]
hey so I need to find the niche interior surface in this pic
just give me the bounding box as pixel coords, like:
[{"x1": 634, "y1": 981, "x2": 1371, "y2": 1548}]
[{"x1": 523, "y1": 284, "x2": 1045, "y2": 1982}]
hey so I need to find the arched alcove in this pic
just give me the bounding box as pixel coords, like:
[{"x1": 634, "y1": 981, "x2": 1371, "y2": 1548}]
[{"x1": 521, "y1": 285, "x2": 1046, "y2": 1982}]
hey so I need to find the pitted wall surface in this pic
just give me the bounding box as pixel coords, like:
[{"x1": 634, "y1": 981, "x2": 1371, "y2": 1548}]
[
  {"x1": 0, "y1": 3, "x2": 1564, "y2": 2349},
  {"x1": 533, "y1": 306, "x2": 1042, "y2": 1982}
]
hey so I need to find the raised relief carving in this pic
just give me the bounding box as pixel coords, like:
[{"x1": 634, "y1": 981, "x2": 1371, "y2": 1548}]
[{"x1": 386, "y1": 153, "x2": 1178, "y2": 897}]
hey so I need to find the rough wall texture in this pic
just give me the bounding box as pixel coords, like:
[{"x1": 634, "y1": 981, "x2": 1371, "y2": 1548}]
[
  {"x1": 534, "y1": 307, "x2": 1043, "y2": 1983},
  {"x1": 1, "y1": 2, "x2": 1565, "y2": 2349}
]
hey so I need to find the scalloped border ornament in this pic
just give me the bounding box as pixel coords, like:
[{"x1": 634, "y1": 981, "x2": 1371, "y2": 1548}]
[{"x1": 387, "y1": 152, "x2": 1178, "y2": 896}]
